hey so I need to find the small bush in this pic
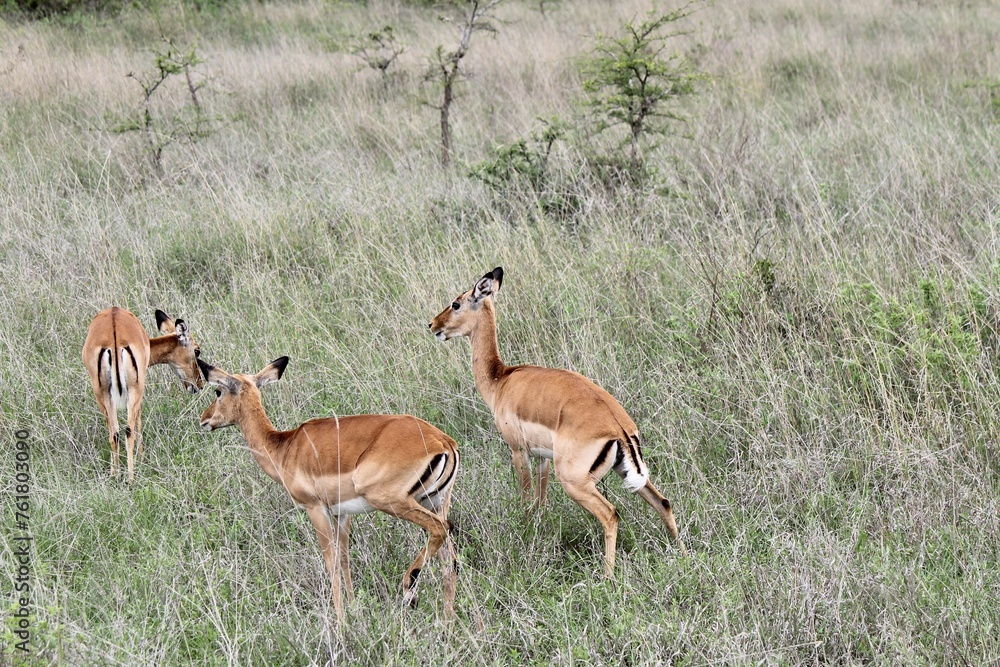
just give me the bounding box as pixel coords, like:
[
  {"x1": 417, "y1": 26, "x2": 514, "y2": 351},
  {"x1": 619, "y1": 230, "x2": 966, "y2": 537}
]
[{"x1": 582, "y1": 3, "x2": 704, "y2": 182}]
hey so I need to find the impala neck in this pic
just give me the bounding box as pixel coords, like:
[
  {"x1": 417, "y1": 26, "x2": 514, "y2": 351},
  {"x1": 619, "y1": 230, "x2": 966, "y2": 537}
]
[
  {"x1": 236, "y1": 400, "x2": 285, "y2": 482},
  {"x1": 469, "y1": 299, "x2": 506, "y2": 410},
  {"x1": 148, "y1": 334, "x2": 180, "y2": 366}
]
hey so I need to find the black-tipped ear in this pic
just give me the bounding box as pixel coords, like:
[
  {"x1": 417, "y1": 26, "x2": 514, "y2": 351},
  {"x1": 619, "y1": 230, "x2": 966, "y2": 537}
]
[
  {"x1": 472, "y1": 267, "x2": 503, "y2": 302},
  {"x1": 197, "y1": 358, "x2": 215, "y2": 382},
  {"x1": 255, "y1": 356, "x2": 289, "y2": 388},
  {"x1": 156, "y1": 309, "x2": 174, "y2": 333},
  {"x1": 199, "y1": 358, "x2": 238, "y2": 392}
]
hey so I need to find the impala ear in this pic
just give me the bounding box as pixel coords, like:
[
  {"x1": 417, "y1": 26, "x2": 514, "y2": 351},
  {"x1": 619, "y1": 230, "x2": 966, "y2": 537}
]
[
  {"x1": 490, "y1": 266, "x2": 504, "y2": 289},
  {"x1": 198, "y1": 359, "x2": 239, "y2": 393},
  {"x1": 156, "y1": 309, "x2": 175, "y2": 333},
  {"x1": 472, "y1": 267, "x2": 503, "y2": 302},
  {"x1": 255, "y1": 356, "x2": 289, "y2": 389},
  {"x1": 174, "y1": 319, "x2": 191, "y2": 345}
]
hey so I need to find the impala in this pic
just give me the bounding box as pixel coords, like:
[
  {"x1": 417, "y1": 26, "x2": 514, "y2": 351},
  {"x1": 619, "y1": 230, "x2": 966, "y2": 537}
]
[
  {"x1": 430, "y1": 267, "x2": 685, "y2": 575},
  {"x1": 82, "y1": 307, "x2": 202, "y2": 483},
  {"x1": 198, "y1": 357, "x2": 459, "y2": 620}
]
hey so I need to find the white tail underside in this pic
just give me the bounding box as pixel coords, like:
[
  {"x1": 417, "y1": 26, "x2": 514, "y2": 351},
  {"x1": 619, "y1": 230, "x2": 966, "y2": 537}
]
[
  {"x1": 616, "y1": 441, "x2": 649, "y2": 493},
  {"x1": 106, "y1": 348, "x2": 129, "y2": 412}
]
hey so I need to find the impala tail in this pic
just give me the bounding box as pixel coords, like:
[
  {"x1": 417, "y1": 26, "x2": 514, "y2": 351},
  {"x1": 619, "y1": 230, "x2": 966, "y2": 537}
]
[
  {"x1": 97, "y1": 345, "x2": 140, "y2": 412},
  {"x1": 614, "y1": 435, "x2": 649, "y2": 493}
]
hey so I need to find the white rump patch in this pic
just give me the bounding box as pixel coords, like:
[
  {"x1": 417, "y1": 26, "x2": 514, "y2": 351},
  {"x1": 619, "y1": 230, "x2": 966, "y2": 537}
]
[{"x1": 328, "y1": 497, "x2": 375, "y2": 516}]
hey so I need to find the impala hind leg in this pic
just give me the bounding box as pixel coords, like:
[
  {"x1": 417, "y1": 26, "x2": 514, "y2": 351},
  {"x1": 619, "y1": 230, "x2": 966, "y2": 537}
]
[
  {"x1": 636, "y1": 480, "x2": 687, "y2": 555},
  {"x1": 306, "y1": 506, "x2": 345, "y2": 620},
  {"x1": 560, "y1": 476, "x2": 620, "y2": 577},
  {"x1": 369, "y1": 496, "x2": 450, "y2": 610},
  {"x1": 124, "y1": 385, "x2": 144, "y2": 484},
  {"x1": 435, "y1": 488, "x2": 457, "y2": 619},
  {"x1": 94, "y1": 391, "x2": 120, "y2": 477}
]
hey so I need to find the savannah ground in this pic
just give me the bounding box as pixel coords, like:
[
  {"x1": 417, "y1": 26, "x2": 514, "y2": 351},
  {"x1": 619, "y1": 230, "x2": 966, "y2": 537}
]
[{"x1": 1, "y1": 0, "x2": 999, "y2": 664}]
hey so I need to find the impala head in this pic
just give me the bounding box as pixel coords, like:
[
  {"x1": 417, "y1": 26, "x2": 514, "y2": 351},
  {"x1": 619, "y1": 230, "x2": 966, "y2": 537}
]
[
  {"x1": 430, "y1": 267, "x2": 503, "y2": 341},
  {"x1": 198, "y1": 357, "x2": 289, "y2": 431},
  {"x1": 155, "y1": 309, "x2": 203, "y2": 393}
]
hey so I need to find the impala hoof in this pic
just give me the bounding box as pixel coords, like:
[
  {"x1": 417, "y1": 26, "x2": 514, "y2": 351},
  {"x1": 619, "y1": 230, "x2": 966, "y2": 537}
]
[{"x1": 402, "y1": 589, "x2": 419, "y2": 610}]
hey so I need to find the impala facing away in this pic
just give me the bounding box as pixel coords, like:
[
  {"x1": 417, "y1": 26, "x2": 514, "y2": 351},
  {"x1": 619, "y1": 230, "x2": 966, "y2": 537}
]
[
  {"x1": 430, "y1": 267, "x2": 685, "y2": 575},
  {"x1": 198, "y1": 357, "x2": 459, "y2": 620},
  {"x1": 82, "y1": 307, "x2": 202, "y2": 483}
]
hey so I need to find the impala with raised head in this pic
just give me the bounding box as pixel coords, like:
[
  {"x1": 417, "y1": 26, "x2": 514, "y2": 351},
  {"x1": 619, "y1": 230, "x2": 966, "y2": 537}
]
[
  {"x1": 198, "y1": 357, "x2": 459, "y2": 620},
  {"x1": 82, "y1": 307, "x2": 202, "y2": 483},
  {"x1": 430, "y1": 267, "x2": 685, "y2": 575}
]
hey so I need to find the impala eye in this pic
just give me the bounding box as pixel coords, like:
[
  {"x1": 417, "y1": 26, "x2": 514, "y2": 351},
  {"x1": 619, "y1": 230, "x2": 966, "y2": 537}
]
[
  {"x1": 215, "y1": 389, "x2": 222, "y2": 397},
  {"x1": 194, "y1": 349, "x2": 201, "y2": 358},
  {"x1": 452, "y1": 301, "x2": 460, "y2": 310}
]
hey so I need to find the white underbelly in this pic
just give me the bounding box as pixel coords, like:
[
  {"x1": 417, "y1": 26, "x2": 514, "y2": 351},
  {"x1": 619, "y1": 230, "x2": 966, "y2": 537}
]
[
  {"x1": 327, "y1": 497, "x2": 375, "y2": 516},
  {"x1": 498, "y1": 414, "x2": 557, "y2": 456}
]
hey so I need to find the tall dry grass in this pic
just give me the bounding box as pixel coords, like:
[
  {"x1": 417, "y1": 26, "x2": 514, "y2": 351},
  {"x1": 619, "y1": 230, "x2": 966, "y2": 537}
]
[{"x1": 1, "y1": 0, "x2": 999, "y2": 664}]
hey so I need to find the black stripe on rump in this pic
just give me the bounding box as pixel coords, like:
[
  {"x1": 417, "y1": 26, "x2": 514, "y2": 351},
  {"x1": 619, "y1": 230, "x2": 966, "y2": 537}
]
[
  {"x1": 612, "y1": 438, "x2": 639, "y2": 476},
  {"x1": 435, "y1": 452, "x2": 458, "y2": 493},
  {"x1": 123, "y1": 345, "x2": 139, "y2": 379},
  {"x1": 97, "y1": 349, "x2": 108, "y2": 389},
  {"x1": 623, "y1": 439, "x2": 640, "y2": 472},
  {"x1": 631, "y1": 435, "x2": 645, "y2": 463},
  {"x1": 418, "y1": 450, "x2": 458, "y2": 502},
  {"x1": 589, "y1": 439, "x2": 618, "y2": 474},
  {"x1": 409, "y1": 452, "x2": 446, "y2": 496}
]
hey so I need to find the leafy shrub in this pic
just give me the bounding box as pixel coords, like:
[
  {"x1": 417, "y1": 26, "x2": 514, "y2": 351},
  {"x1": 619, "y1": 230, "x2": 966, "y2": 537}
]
[
  {"x1": 581, "y1": 3, "x2": 704, "y2": 181},
  {"x1": 111, "y1": 37, "x2": 219, "y2": 179},
  {"x1": 469, "y1": 118, "x2": 583, "y2": 218},
  {"x1": 351, "y1": 25, "x2": 404, "y2": 78}
]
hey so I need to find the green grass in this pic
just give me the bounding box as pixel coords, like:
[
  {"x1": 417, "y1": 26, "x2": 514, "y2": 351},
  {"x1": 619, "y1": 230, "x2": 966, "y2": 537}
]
[{"x1": 2, "y1": 0, "x2": 1000, "y2": 664}]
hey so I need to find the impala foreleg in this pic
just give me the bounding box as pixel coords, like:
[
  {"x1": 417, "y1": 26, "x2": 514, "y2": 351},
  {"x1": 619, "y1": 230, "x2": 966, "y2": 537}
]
[
  {"x1": 306, "y1": 505, "x2": 345, "y2": 620},
  {"x1": 336, "y1": 515, "x2": 354, "y2": 604},
  {"x1": 509, "y1": 444, "x2": 534, "y2": 506},
  {"x1": 561, "y1": 476, "x2": 619, "y2": 577},
  {"x1": 534, "y1": 459, "x2": 550, "y2": 510},
  {"x1": 636, "y1": 480, "x2": 686, "y2": 555}
]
